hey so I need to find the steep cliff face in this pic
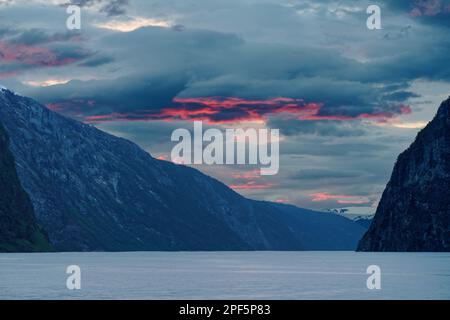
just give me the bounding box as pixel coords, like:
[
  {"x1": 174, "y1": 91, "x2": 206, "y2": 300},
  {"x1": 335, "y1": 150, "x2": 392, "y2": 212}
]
[
  {"x1": 0, "y1": 123, "x2": 52, "y2": 252},
  {"x1": 358, "y1": 98, "x2": 450, "y2": 251},
  {"x1": 0, "y1": 88, "x2": 365, "y2": 251}
]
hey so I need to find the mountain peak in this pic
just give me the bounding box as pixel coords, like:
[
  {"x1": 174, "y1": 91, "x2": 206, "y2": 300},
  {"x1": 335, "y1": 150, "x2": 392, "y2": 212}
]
[
  {"x1": 0, "y1": 85, "x2": 20, "y2": 97},
  {"x1": 0, "y1": 85, "x2": 9, "y2": 92},
  {"x1": 0, "y1": 84, "x2": 13, "y2": 91},
  {"x1": 437, "y1": 96, "x2": 450, "y2": 118},
  {"x1": 358, "y1": 96, "x2": 450, "y2": 252}
]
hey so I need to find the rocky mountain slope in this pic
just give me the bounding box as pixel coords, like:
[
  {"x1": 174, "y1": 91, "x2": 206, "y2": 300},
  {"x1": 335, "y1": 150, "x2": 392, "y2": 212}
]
[
  {"x1": 0, "y1": 122, "x2": 52, "y2": 252},
  {"x1": 358, "y1": 97, "x2": 450, "y2": 251},
  {"x1": 0, "y1": 88, "x2": 365, "y2": 251}
]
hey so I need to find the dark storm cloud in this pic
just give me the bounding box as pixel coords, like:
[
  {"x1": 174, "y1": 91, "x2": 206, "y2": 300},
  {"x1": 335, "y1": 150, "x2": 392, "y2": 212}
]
[
  {"x1": 386, "y1": 0, "x2": 450, "y2": 28},
  {"x1": 78, "y1": 54, "x2": 114, "y2": 67},
  {"x1": 1, "y1": 0, "x2": 448, "y2": 211},
  {"x1": 359, "y1": 41, "x2": 450, "y2": 83},
  {"x1": 386, "y1": 0, "x2": 450, "y2": 14},
  {"x1": 384, "y1": 91, "x2": 420, "y2": 102},
  {"x1": 0, "y1": 26, "x2": 91, "y2": 75},
  {"x1": 7, "y1": 28, "x2": 80, "y2": 45},
  {"x1": 19, "y1": 25, "x2": 425, "y2": 124},
  {"x1": 49, "y1": 42, "x2": 92, "y2": 61},
  {"x1": 0, "y1": 43, "x2": 91, "y2": 75},
  {"x1": 5, "y1": 0, "x2": 449, "y2": 128},
  {"x1": 99, "y1": 0, "x2": 129, "y2": 16},
  {"x1": 68, "y1": 0, "x2": 129, "y2": 16},
  {"x1": 0, "y1": 26, "x2": 18, "y2": 38},
  {"x1": 29, "y1": 73, "x2": 189, "y2": 120}
]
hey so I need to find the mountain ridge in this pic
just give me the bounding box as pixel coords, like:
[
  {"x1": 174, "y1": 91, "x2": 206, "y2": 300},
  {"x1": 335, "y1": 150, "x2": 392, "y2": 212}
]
[
  {"x1": 358, "y1": 97, "x2": 450, "y2": 251},
  {"x1": 0, "y1": 88, "x2": 365, "y2": 251}
]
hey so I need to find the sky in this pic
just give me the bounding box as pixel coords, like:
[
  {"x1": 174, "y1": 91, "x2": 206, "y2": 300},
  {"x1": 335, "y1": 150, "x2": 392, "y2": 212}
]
[{"x1": 1, "y1": 0, "x2": 449, "y2": 214}]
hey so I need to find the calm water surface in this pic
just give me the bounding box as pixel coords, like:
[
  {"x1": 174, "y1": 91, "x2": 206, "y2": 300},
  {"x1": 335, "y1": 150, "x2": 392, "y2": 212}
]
[{"x1": 0, "y1": 251, "x2": 448, "y2": 299}]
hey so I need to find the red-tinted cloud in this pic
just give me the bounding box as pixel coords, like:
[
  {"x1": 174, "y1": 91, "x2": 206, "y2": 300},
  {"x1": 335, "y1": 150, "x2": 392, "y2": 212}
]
[
  {"x1": 409, "y1": 0, "x2": 450, "y2": 17},
  {"x1": 227, "y1": 169, "x2": 275, "y2": 190},
  {"x1": 0, "y1": 71, "x2": 17, "y2": 79},
  {"x1": 228, "y1": 181, "x2": 275, "y2": 190},
  {"x1": 156, "y1": 155, "x2": 168, "y2": 160},
  {"x1": 163, "y1": 97, "x2": 410, "y2": 123},
  {"x1": 0, "y1": 41, "x2": 77, "y2": 67},
  {"x1": 310, "y1": 192, "x2": 370, "y2": 204},
  {"x1": 166, "y1": 97, "x2": 322, "y2": 123},
  {"x1": 51, "y1": 96, "x2": 411, "y2": 124},
  {"x1": 231, "y1": 169, "x2": 262, "y2": 180},
  {"x1": 0, "y1": 40, "x2": 88, "y2": 77}
]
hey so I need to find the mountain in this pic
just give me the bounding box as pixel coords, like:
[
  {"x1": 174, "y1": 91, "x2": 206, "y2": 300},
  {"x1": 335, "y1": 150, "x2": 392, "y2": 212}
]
[
  {"x1": 358, "y1": 97, "x2": 450, "y2": 252},
  {"x1": 328, "y1": 210, "x2": 374, "y2": 229},
  {"x1": 0, "y1": 121, "x2": 52, "y2": 252},
  {"x1": 353, "y1": 216, "x2": 373, "y2": 229},
  {"x1": 0, "y1": 87, "x2": 365, "y2": 251}
]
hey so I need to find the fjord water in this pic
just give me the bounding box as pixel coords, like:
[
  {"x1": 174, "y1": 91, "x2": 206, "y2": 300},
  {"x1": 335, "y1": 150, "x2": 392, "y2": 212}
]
[{"x1": 0, "y1": 252, "x2": 448, "y2": 300}]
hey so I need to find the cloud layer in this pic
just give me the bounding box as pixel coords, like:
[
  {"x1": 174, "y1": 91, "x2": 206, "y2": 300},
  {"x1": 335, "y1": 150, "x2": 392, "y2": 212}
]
[{"x1": 1, "y1": 0, "x2": 449, "y2": 211}]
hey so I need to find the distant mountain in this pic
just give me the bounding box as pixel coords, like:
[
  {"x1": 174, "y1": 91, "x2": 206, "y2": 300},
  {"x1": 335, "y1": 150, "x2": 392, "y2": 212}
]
[
  {"x1": 358, "y1": 97, "x2": 450, "y2": 252},
  {"x1": 0, "y1": 88, "x2": 365, "y2": 251},
  {"x1": 0, "y1": 122, "x2": 52, "y2": 252},
  {"x1": 353, "y1": 216, "x2": 373, "y2": 229},
  {"x1": 327, "y1": 210, "x2": 374, "y2": 229}
]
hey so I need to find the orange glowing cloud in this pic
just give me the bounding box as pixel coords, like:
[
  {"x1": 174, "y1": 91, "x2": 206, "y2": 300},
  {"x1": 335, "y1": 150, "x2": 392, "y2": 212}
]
[
  {"x1": 228, "y1": 181, "x2": 275, "y2": 190},
  {"x1": 227, "y1": 168, "x2": 274, "y2": 190},
  {"x1": 166, "y1": 97, "x2": 323, "y2": 124},
  {"x1": 46, "y1": 96, "x2": 411, "y2": 125},
  {"x1": 94, "y1": 17, "x2": 173, "y2": 32},
  {"x1": 25, "y1": 79, "x2": 71, "y2": 87},
  {"x1": 231, "y1": 169, "x2": 262, "y2": 180}
]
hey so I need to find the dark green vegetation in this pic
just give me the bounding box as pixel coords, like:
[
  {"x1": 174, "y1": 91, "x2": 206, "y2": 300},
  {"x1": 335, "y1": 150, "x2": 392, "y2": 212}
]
[{"x1": 0, "y1": 124, "x2": 52, "y2": 252}]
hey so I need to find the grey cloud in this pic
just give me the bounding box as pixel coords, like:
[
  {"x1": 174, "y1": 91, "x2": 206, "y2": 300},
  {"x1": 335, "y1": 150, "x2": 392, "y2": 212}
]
[
  {"x1": 78, "y1": 53, "x2": 114, "y2": 67},
  {"x1": 292, "y1": 169, "x2": 363, "y2": 180},
  {"x1": 12, "y1": 23, "x2": 439, "y2": 122},
  {"x1": 99, "y1": 0, "x2": 129, "y2": 16},
  {"x1": 24, "y1": 73, "x2": 189, "y2": 117},
  {"x1": 68, "y1": 0, "x2": 129, "y2": 16},
  {"x1": 7, "y1": 28, "x2": 80, "y2": 45},
  {"x1": 386, "y1": 0, "x2": 450, "y2": 28},
  {"x1": 2, "y1": 0, "x2": 450, "y2": 212},
  {"x1": 268, "y1": 119, "x2": 367, "y2": 137},
  {"x1": 281, "y1": 139, "x2": 394, "y2": 158}
]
